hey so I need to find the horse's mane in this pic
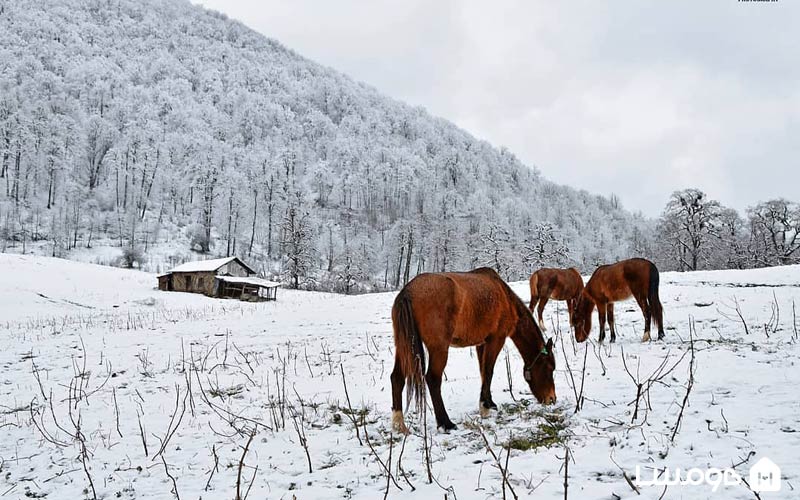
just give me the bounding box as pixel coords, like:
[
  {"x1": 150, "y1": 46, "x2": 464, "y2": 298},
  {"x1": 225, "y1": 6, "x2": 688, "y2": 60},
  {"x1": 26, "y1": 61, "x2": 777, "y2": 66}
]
[
  {"x1": 464, "y1": 268, "x2": 544, "y2": 342},
  {"x1": 588, "y1": 264, "x2": 611, "y2": 280},
  {"x1": 469, "y1": 267, "x2": 502, "y2": 277},
  {"x1": 490, "y1": 272, "x2": 546, "y2": 344}
]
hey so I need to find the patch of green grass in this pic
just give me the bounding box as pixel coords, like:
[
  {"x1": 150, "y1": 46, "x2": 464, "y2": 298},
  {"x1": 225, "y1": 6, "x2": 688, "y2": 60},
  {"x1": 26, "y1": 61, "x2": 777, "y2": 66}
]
[
  {"x1": 503, "y1": 412, "x2": 569, "y2": 451},
  {"x1": 499, "y1": 399, "x2": 563, "y2": 422},
  {"x1": 328, "y1": 404, "x2": 370, "y2": 419},
  {"x1": 341, "y1": 406, "x2": 370, "y2": 418},
  {"x1": 208, "y1": 384, "x2": 244, "y2": 398},
  {"x1": 505, "y1": 424, "x2": 566, "y2": 450},
  {"x1": 499, "y1": 398, "x2": 533, "y2": 415}
]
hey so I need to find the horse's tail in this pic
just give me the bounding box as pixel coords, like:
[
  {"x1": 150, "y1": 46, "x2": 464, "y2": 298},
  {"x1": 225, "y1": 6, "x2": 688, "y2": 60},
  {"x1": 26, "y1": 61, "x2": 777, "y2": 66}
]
[
  {"x1": 648, "y1": 261, "x2": 664, "y2": 337},
  {"x1": 528, "y1": 272, "x2": 539, "y2": 311},
  {"x1": 392, "y1": 288, "x2": 426, "y2": 415}
]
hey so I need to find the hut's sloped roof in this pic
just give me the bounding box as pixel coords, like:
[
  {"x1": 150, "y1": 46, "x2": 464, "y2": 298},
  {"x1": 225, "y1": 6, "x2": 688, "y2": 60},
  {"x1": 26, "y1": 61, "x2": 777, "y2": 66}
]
[{"x1": 168, "y1": 256, "x2": 254, "y2": 274}]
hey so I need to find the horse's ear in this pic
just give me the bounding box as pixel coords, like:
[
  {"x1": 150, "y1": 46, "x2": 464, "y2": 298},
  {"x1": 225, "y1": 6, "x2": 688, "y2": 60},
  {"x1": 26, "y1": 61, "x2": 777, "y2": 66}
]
[{"x1": 546, "y1": 338, "x2": 553, "y2": 351}]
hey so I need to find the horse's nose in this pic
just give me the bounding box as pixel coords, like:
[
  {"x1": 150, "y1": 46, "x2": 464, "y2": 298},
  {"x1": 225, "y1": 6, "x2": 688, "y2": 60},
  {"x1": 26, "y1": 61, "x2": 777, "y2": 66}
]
[{"x1": 547, "y1": 396, "x2": 557, "y2": 405}]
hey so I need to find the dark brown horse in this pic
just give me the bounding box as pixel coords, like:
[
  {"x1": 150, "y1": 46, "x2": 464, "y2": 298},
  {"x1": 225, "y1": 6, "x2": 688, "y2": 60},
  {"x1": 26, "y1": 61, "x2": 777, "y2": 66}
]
[
  {"x1": 573, "y1": 258, "x2": 664, "y2": 343},
  {"x1": 529, "y1": 267, "x2": 584, "y2": 330},
  {"x1": 391, "y1": 267, "x2": 556, "y2": 433}
]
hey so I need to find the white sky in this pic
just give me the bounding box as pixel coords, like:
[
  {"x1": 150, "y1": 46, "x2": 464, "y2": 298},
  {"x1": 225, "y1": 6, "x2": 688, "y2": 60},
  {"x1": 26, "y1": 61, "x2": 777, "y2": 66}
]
[{"x1": 193, "y1": 0, "x2": 799, "y2": 216}]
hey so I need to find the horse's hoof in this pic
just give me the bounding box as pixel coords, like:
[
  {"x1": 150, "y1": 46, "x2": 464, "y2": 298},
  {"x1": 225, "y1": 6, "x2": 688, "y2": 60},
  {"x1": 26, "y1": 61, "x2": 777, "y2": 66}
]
[
  {"x1": 479, "y1": 399, "x2": 497, "y2": 417},
  {"x1": 392, "y1": 410, "x2": 409, "y2": 435},
  {"x1": 480, "y1": 399, "x2": 498, "y2": 409},
  {"x1": 657, "y1": 332, "x2": 665, "y2": 340},
  {"x1": 438, "y1": 421, "x2": 457, "y2": 432},
  {"x1": 642, "y1": 330, "x2": 652, "y2": 342}
]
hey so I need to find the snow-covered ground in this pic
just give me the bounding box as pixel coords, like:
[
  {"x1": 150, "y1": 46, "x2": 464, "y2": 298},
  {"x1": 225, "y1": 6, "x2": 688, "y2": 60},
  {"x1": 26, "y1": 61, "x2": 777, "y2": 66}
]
[{"x1": 1, "y1": 254, "x2": 798, "y2": 499}]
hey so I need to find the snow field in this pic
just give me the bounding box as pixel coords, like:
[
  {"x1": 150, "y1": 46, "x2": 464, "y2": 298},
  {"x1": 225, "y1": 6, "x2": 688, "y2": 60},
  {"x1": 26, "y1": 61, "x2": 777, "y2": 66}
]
[{"x1": 1, "y1": 255, "x2": 799, "y2": 499}]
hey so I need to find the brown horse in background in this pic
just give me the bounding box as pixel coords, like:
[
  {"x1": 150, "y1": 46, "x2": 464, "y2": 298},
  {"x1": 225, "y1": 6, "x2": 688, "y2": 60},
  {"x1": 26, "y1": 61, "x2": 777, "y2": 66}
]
[
  {"x1": 529, "y1": 267, "x2": 584, "y2": 331},
  {"x1": 572, "y1": 258, "x2": 664, "y2": 343},
  {"x1": 391, "y1": 267, "x2": 556, "y2": 433}
]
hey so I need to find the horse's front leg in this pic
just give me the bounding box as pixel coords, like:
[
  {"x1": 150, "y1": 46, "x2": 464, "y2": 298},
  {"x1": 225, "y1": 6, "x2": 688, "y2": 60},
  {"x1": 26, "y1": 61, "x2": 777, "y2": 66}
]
[
  {"x1": 478, "y1": 337, "x2": 503, "y2": 417},
  {"x1": 607, "y1": 303, "x2": 617, "y2": 343},
  {"x1": 475, "y1": 344, "x2": 493, "y2": 415},
  {"x1": 597, "y1": 302, "x2": 608, "y2": 343}
]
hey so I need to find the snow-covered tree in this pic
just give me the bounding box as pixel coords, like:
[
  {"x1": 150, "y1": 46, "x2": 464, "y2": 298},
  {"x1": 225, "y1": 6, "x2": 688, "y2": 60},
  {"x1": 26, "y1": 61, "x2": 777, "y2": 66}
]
[
  {"x1": 522, "y1": 222, "x2": 569, "y2": 272},
  {"x1": 281, "y1": 195, "x2": 314, "y2": 289},
  {"x1": 657, "y1": 189, "x2": 721, "y2": 271},
  {"x1": 747, "y1": 199, "x2": 800, "y2": 266}
]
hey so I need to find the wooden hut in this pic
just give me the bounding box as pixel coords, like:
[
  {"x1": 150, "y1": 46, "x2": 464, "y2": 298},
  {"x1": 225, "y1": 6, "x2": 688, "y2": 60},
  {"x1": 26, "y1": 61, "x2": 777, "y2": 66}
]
[{"x1": 157, "y1": 256, "x2": 279, "y2": 301}]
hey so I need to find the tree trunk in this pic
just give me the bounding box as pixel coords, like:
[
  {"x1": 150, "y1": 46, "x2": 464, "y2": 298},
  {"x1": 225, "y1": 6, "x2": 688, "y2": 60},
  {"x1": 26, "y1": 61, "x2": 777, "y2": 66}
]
[
  {"x1": 403, "y1": 230, "x2": 413, "y2": 285},
  {"x1": 395, "y1": 244, "x2": 404, "y2": 289},
  {"x1": 201, "y1": 165, "x2": 218, "y2": 254},
  {"x1": 232, "y1": 209, "x2": 238, "y2": 257},
  {"x1": 248, "y1": 189, "x2": 258, "y2": 256},
  {"x1": 327, "y1": 226, "x2": 334, "y2": 272},
  {"x1": 12, "y1": 148, "x2": 21, "y2": 205},
  {"x1": 0, "y1": 131, "x2": 8, "y2": 179},
  {"x1": 122, "y1": 148, "x2": 129, "y2": 209},
  {"x1": 47, "y1": 168, "x2": 54, "y2": 209},
  {"x1": 226, "y1": 189, "x2": 233, "y2": 257},
  {"x1": 140, "y1": 149, "x2": 159, "y2": 220},
  {"x1": 266, "y1": 173, "x2": 275, "y2": 259},
  {"x1": 87, "y1": 220, "x2": 93, "y2": 248}
]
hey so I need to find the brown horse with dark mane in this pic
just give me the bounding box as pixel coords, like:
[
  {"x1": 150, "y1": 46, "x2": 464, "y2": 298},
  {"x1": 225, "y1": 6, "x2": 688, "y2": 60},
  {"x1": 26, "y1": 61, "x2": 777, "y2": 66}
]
[
  {"x1": 391, "y1": 267, "x2": 556, "y2": 433},
  {"x1": 572, "y1": 258, "x2": 664, "y2": 343},
  {"x1": 529, "y1": 267, "x2": 584, "y2": 331}
]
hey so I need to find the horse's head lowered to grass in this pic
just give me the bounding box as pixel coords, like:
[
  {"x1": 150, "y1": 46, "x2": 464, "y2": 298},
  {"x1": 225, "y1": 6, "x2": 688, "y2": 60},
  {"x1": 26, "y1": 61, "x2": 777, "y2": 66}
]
[
  {"x1": 523, "y1": 336, "x2": 557, "y2": 405},
  {"x1": 572, "y1": 290, "x2": 595, "y2": 342},
  {"x1": 572, "y1": 258, "x2": 665, "y2": 343}
]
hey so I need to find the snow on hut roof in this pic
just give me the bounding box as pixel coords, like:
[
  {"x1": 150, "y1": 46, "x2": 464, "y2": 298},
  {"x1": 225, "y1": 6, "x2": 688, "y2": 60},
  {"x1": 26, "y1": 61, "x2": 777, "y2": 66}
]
[
  {"x1": 216, "y1": 276, "x2": 281, "y2": 288},
  {"x1": 168, "y1": 256, "x2": 252, "y2": 273}
]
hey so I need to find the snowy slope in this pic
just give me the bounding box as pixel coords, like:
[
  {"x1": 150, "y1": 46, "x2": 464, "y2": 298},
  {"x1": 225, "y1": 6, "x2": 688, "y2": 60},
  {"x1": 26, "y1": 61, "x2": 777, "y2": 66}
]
[
  {"x1": 0, "y1": 257, "x2": 798, "y2": 499},
  {"x1": 0, "y1": 254, "x2": 246, "y2": 324},
  {"x1": 0, "y1": 0, "x2": 648, "y2": 290}
]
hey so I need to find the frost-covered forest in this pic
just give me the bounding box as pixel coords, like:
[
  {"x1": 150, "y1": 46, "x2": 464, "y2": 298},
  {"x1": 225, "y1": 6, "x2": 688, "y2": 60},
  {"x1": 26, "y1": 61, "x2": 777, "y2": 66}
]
[{"x1": 0, "y1": 0, "x2": 797, "y2": 291}]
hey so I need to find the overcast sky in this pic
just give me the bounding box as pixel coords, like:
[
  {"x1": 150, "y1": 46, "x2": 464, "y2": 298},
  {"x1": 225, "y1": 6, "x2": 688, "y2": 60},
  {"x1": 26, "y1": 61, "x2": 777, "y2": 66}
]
[{"x1": 193, "y1": 0, "x2": 799, "y2": 216}]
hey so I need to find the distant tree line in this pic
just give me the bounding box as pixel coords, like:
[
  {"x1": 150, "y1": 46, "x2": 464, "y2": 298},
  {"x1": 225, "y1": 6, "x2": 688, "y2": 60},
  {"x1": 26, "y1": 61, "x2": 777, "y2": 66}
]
[{"x1": 653, "y1": 189, "x2": 800, "y2": 271}]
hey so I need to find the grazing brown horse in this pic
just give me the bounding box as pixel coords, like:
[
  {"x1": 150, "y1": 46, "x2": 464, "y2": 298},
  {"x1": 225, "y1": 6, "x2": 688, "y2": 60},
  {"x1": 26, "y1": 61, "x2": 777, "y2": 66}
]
[
  {"x1": 528, "y1": 267, "x2": 584, "y2": 331},
  {"x1": 572, "y1": 258, "x2": 664, "y2": 343},
  {"x1": 390, "y1": 267, "x2": 556, "y2": 433}
]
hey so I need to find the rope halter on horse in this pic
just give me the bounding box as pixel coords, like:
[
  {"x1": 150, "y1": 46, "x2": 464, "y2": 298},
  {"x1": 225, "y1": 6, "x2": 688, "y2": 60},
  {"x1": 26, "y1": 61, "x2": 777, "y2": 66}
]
[{"x1": 523, "y1": 345, "x2": 550, "y2": 382}]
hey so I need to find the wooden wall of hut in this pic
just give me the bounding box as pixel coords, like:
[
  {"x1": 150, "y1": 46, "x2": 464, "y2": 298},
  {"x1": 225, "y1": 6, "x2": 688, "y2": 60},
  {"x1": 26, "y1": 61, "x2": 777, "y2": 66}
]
[{"x1": 170, "y1": 271, "x2": 217, "y2": 295}]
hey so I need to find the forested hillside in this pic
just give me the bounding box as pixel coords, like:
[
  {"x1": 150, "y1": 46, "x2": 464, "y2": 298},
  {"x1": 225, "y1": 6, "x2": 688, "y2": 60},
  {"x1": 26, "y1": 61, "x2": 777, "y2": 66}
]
[{"x1": 0, "y1": 0, "x2": 651, "y2": 291}]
